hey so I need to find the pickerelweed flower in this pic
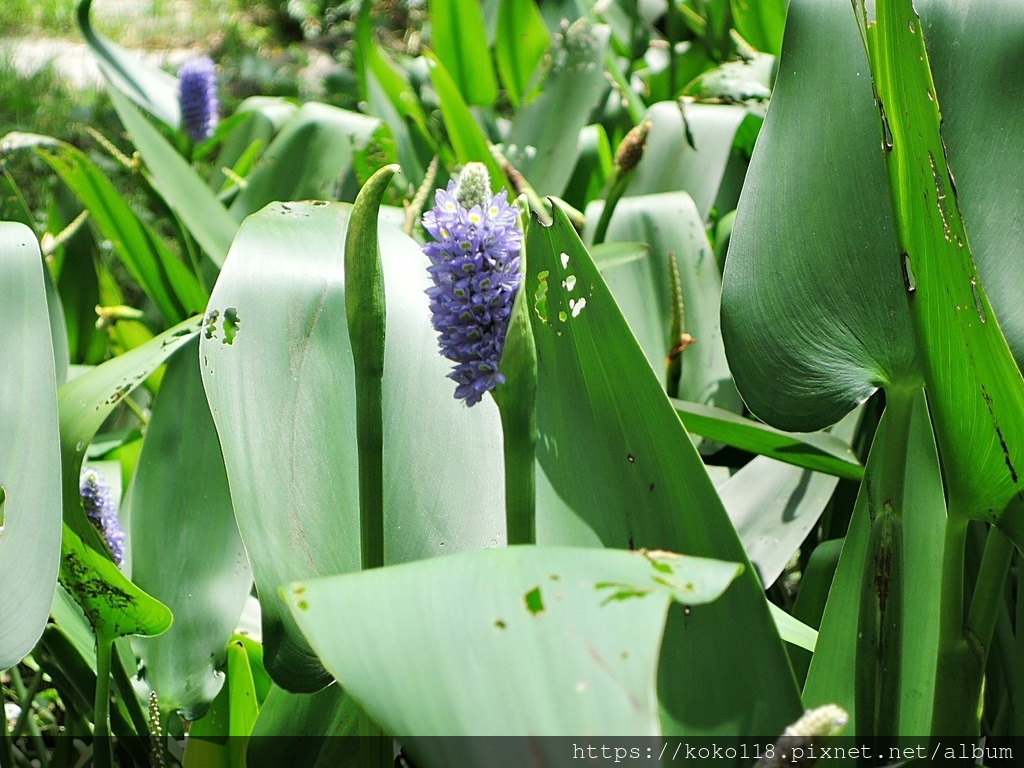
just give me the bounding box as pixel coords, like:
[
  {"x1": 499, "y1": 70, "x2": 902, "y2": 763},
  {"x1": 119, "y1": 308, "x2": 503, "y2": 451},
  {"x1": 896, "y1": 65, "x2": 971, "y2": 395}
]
[
  {"x1": 423, "y1": 163, "x2": 523, "y2": 406},
  {"x1": 80, "y1": 468, "x2": 126, "y2": 567},
  {"x1": 178, "y1": 55, "x2": 218, "y2": 143}
]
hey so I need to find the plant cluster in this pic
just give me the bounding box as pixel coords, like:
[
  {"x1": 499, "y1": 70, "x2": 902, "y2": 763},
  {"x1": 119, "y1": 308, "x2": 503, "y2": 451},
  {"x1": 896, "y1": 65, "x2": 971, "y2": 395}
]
[{"x1": 1, "y1": 1, "x2": 1023, "y2": 767}]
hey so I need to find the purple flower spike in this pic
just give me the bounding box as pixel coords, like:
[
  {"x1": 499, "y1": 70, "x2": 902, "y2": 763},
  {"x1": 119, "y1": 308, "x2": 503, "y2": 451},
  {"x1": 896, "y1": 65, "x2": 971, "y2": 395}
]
[
  {"x1": 178, "y1": 55, "x2": 218, "y2": 143},
  {"x1": 423, "y1": 163, "x2": 523, "y2": 406},
  {"x1": 80, "y1": 469, "x2": 126, "y2": 567}
]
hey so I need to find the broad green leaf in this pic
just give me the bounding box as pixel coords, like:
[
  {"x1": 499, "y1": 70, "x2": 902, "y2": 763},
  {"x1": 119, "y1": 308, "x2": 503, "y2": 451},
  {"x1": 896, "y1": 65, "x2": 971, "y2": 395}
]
[
  {"x1": 76, "y1": 0, "x2": 180, "y2": 128},
  {"x1": 865, "y1": 0, "x2": 1024, "y2": 537},
  {"x1": 721, "y1": 0, "x2": 919, "y2": 431},
  {"x1": 247, "y1": 684, "x2": 358, "y2": 768},
  {"x1": 731, "y1": 0, "x2": 787, "y2": 56},
  {"x1": 1, "y1": 132, "x2": 205, "y2": 323},
  {"x1": 200, "y1": 202, "x2": 506, "y2": 691},
  {"x1": 229, "y1": 103, "x2": 381, "y2": 220},
  {"x1": 0, "y1": 224, "x2": 62, "y2": 670},
  {"x1": 58, "y1": 316, "x2": 203, "y2": 549},
  {"x1": 529, "y1": 205, "x2": 801, "y2": 738},
  {"x1": 673, "y1": 400, "x2": 864, "y2": 480},
  {"x1": 584, "y1": 192, "x2": 742, "y2": 417},
  {"x1": 425, "y1": 54, "x2": 508, "y2": 192},
  {"x1": 720, "y1": 452, "x2": 841, "y2": 590},
  {"x1": 504, "y1": 20, "x2": 609, "y2": 197},
  {"x1": 285, "y1": 546, "x2": 741, "y2": 741},
  {"x1": 107, "y1": 86, "x2": 237, "y2": 268},
  {"x1": 60, "y1": 522, "x2": 172, "y2": 639},
  {"x1": 923, "y1": 0, "x2": 1024, "y2": 367},
  {"x1": 623, "y1": 102, "x2": 749, "y2": 221},
  {"x1": 429, "y1": 0, "x2": 498, "y2": 106},
  {"x1": 803, "y1": 390, "x2": 944, "y2": 737},
  {"x1": 129, "y1": 342, "x2": 252, "y2": 719},
  {"x1": 495, "y1": 0, "x2": 549, "y2": 106}
]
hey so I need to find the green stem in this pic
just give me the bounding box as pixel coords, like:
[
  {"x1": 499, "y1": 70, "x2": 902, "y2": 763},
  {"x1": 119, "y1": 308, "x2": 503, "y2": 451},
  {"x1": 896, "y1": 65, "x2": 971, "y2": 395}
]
[
  {"x1": 8, "y1": 667, "x2": 47, "y2": 766},
  {"x1": 498, "y1": 394, "x2": 537, "y2": 546},
  {"x1": 966, "y1": 527, "x2": 1014, "y2": 655},
  {"x1": 346, "y1": 164, "x2": 398, "y2": 768},
  {"x1": 2, "y1": 683, "x2": 16, "y2": 768},
  {"x1": 931, "y1": 512, "x2": 975, "y2": 735},
  {"x1": 854, "y1": 389, "x2": 912, "y2": 744},
  {"x1": 492, "y1": 220, "x2": 539, "y2": 546},
  {"x1": 356, "y1": 377, "x2": 385, "y2": 571},
  {"x1": 591, "y1": 171, "x2": 632, "y2": 247},
  {"x1": 94, "y1": 632, "x2": 114, "y2": 768}
]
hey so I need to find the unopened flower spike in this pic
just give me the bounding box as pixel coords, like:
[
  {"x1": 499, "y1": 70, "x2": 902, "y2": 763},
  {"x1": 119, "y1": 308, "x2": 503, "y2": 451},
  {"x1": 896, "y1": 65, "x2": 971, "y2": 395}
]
[
  {"x1": 422, "y1": 162, "x2": 523, "y2": 406},
  {"x1": 80, "y1": 468, "x2": 126, "y2": 567},
  {"x1": 178, "y1": 55, "x2": 219, "y2": 143}
]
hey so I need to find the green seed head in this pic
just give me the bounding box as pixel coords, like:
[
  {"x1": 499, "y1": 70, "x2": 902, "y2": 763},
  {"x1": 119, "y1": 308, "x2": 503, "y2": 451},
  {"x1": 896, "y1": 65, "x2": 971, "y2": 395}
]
[{"x1": 455, "y1": 163, "x2": 492, "y2": 210}]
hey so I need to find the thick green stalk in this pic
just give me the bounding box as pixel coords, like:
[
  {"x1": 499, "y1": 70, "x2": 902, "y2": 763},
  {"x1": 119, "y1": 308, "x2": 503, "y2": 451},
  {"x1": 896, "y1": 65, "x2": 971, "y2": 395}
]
[
  {"x1": 591, "y1": 171, "x2": 631, "y2": 247},
  {"x1": 855, "y1": 389, "x2": 911, "y2": 742},
  {"x1": 345, "y1": 164, "x2": 398, "y2": 572},
  {"x1": 493, "y1": 208, "x2": 539, "y2": 545},
  {"x1": 931, "y1": 514, "x2": 973, "y2": 735},
  {"x1": 94, "y1": 632, "x2": 114, "y2": 768},
  {"x1": 345, "y1": 165, "x2": 399, "y2": 767}
]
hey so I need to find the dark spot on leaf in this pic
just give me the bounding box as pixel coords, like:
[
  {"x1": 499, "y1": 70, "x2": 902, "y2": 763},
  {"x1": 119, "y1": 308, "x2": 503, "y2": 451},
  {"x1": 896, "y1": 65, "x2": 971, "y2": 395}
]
[
  {"x1": 548, "y1": 574, "x2": 560, "y2": 581},
  {"x1": 524, "y1": 586, "x2": 544, "y2": 616},
  {"x1": 494, "y1": 620, "x2": 506, "y2": 630},
  {"x1": 297, "y1": 600, "x2": 308, "y2": 611},
  {"x1": 649, "y1": 483, "x2": 655, "y2": 492}
]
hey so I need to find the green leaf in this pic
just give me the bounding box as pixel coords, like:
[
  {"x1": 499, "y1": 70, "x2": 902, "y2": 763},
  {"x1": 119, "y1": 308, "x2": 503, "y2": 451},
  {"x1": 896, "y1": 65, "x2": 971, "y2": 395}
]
[
  {"x1": 229, "y1": 104, "x2": 381, "y2": 220},
  {"x1": 60, "y1": 522, "x2": 172, "y2": 639},
  {"x1": 58, "y1": 316, "x2": 203, "y2": 550},
  {"x1": 495, "y1": 0, "x2": 550, "y2": 106},
  {"x1": 425, "y1": 54, "x2": 509, "y2": 192},
  {"x1": 76, "y1": 0, "x2": 181, "y2": 128},
  {"x1": 720, "y1": 0, "x2": 919, "y2": 432},
  {"x1": 623, "y1": 102, "x2": 749, "y2": 221},
  {"x1": 528, "y1": 205, "x2": 801, "y2": 736},
  {"x1": 285, "y1": 546, "x2": 741, "y2": 740},
  {"x1": 584, "y1": 192, "x2": 742, "y2": 419},
  {"x1": 730, "y1": 0, "x2": 788, "y2": 56},
  {"x1": 0, "y1": 224, "x2": 62, "y2": 670},
  {"x1": 247, "y1": 684, "x2": 358, "y2": 768},
  {"x1": 672, "y1": 399, "x2": 864, "y2": 480},
  {"x1": 2, "y1": 132, "x2": 205, "y2": 322},
  {"x1": 561, "y1": 123, "x2": 613, "y2": 211},
  {"x1": 803, "y1": 390, "x2": 945, "y2": 736},
  {"x1": 769, "y1": 604, "x2": 817, "y2": 653},
  {"x1": 128, "y1": 341, "x2": 252, "y2": 718},
  {"x1": 866, "y1": 0, "x2": 1024, "y2": 536},
  {"x1": 429, "y1": 0, "x2": 498, "y2": 106},
  {"x1": 200, "y1": 203, "x2": 506, "y2": 691},
  {"x1": 504, "y1": 21, "x2": 610, "y2": 198},
  {"x1": 107, "y1": 86, "x2": 237, "y2": 268}
]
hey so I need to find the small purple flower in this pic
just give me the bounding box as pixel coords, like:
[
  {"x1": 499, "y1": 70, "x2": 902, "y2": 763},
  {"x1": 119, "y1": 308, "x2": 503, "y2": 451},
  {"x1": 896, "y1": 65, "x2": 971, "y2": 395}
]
[
  {"x1": 80, "y1": 469, "x2": 126, "y2": 567},
  {"x1": 423, "y1": 163, "x2": 523, "y2": 406},
  {"x1": 178, "y1": 55, "x2": 218, "y2": 143}
]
